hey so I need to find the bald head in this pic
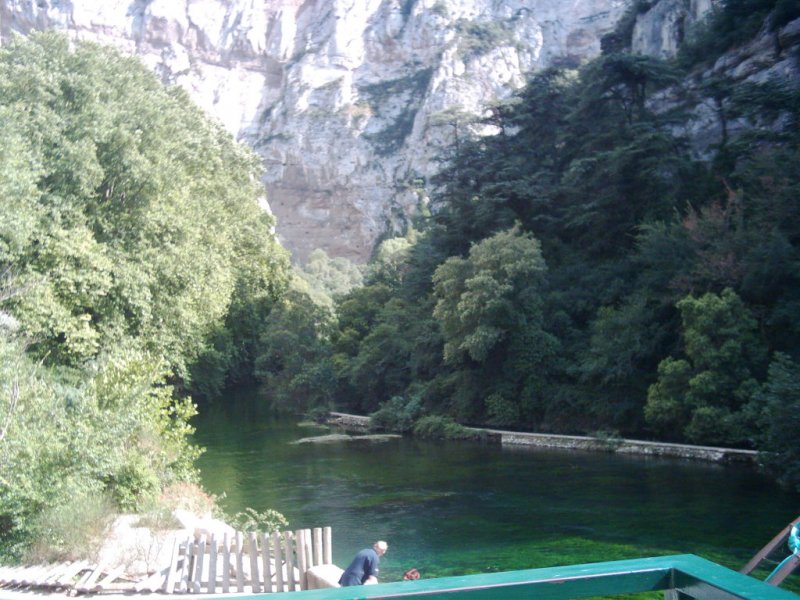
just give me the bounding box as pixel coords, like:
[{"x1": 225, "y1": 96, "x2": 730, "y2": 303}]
[{"x1": 374, "y1": 541, "x2": 388, "y2": 555}]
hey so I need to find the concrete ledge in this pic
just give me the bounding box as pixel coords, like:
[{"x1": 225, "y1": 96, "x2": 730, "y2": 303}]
[
  {"x1": 306, "y1": 564, "x2": 343, "y2": 590},
  {"x1": 484, "y1": 430, "x2": 757, "y2": 463},
  {"x1": 328, "y1": 413, "x2": 757, "y2": 464}
]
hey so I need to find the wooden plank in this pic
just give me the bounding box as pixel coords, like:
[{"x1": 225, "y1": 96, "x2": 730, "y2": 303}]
[
  {"x1": 235, "y1": 531, "x2": 245, "y2": 592},
  {"x1": 306, "y1": 529, "x2": 314, "y2": 572},
  {"x1": 34, "y1": 562, "x2": 67, "y2": 586},
  {"x1": 313, "y1": 528, "x2": 323, "y2": 566},
  {"x1": 324, "y1": 526, "x2": 332, "y2": 564},
  {"x1": 75, "y1": 561, "x2": 107, "y2": 592},
  {"x1": 284, "y1": 530, "x2": 295, "y2": 591},
  {"x1": 296, "y1": 529, "x2": 308, "y2": 591},
  {"x1": 272, "y1": 531, "x2": 284, "y2": 592},
  {"x1": 94, "y1": 564, "x2": 127, "y2": 592},
  {"x1": 73, "y1": 565, "x2": 97, "y2": 591},
  {"x1": 249, "y1": 532, "x2": 261, "y2": 593},
  {"x1": 222, "y1": 532, "x2": 231, "y2": 593},
  {"x1": 15, "y1": 564, "x2": 48, "y2": 585},
  {"x1": 135, "y1": 566, "x2": 169, "y2": 593},
  {"x1": 162, "y1": 538, "x2": 183, "y2": 594},
  {"x1": 262, "y1": 533, "x2": 273, "y2": 593},
  {"x1": 177, "y1": 542, "x2": 192, "y2": 593},
  {"x1": 52, "y1": 560, "x2": 89, "y2": 588},
  {"x1": 192, "y1": 535, "x2": 206, "y2": 593},
  {"x1": 208, "y1": 535, "x2": 218, "y2": 594}
]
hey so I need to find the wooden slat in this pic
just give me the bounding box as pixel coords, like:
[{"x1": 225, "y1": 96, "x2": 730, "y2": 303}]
[
  {"x1": 191, "y1": 535, "x2": 206, "y2": 593},
  {"x1": 313, "y1": 528, "x2": 323, "y2": 566},
  {"x1": 296, "y1": 529, "x2": 308, "y2": 590},
  {"x1": 284, "y1": 531, "x2": 295, "y2": 591},
  {"x1": 94, "y1": 564, "x2": 127, "y2": 592},
  {"x1": 14, "y1": 564, "x2": 48, "y2": 585},
  {"x1": 249, "y1": 532, "x2": 261, "y2": 593},
  {"x1": 75, "y1": 561, "x2": 107, "y2": 592},
  {"x1": 222, "y1": 533, "x2": 231, "y2": 593},
  {"x1": 262, "y1": 533, "x2": 273, "y2": 593},
  {"x1": 208, "y1": 535, "x2": 218, "y2": 594},
  {"x1": 135, "y1": 567, "x2": 168, "y2": 593},
  {"x1": 306, "y1": 530, "x2": 314, "y2": 571},
  {"x1": 162, "y1": 538, "x2": 183, "y2": 594},
  {"x1": 235, "y1": 531, "x2": 245, "y2": 592},
  {"x1": 324, "y1": 526, "x2": 332, "y2": 564},
  {"x1": 272, "y1": 531, "x2": 284, "y2": 592},
  {"x1": 177, "y1": 542, "x2": 192, "y2": 593},
  {"x1": 54, "y1": 560, "x2": 90, "y2": 588},
  {"x1": 34, "y1": 562, "x2": 67, "y2": 586}
]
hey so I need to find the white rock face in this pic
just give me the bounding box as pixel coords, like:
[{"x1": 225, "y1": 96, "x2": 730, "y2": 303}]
[
  {"x1": 632, "y1": 0, "x2": 713, "y2": 58},
  {"x1": 1, "y1": 0, "x2": 630, "y2": 262}
]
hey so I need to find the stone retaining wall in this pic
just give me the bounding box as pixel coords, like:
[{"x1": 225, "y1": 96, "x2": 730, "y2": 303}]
[
  {"x1": 328, "y1": 412, "x2": 757, "y2": 464},
  {"x1": 485, "y1": 429, "x2": 757, "y2": 463}
]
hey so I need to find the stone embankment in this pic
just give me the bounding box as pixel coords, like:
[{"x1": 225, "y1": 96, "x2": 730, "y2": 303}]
[{"x1": 328, "y1": 412, "x2": 758, "y2": 464}]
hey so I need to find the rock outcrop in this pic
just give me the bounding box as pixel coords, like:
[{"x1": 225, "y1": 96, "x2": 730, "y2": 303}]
[{"x1": 0, "y1": 0, "x2": 630, "y2": 262}]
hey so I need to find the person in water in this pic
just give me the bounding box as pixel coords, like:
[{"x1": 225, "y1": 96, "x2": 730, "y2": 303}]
[{"x1": 338, "y1": 541, "x2": 388, "y2": 586}]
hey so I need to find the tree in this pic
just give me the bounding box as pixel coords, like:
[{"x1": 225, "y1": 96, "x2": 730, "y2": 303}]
[
  {"x1": 432, "y1": 226, "x2": 558, "y2": 425},
  {"x1": 758, "y1": 354, "x2": 800, "y2": 492},
  {"x1": 645, "y1": 288, "x2": 767, "y2": 445},
  {"x1": 0, "y1": 32, "x2": 289, "y2": 383}
]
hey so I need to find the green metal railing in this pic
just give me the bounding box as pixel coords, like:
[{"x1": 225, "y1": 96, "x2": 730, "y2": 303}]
[{"x1": 223, "y1": 554, "x2": 798, "y2": 600}]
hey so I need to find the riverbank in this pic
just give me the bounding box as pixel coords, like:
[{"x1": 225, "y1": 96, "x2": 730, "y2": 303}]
[{"x1": 327, "y1": 412, "x2": 758, "y2": 464}]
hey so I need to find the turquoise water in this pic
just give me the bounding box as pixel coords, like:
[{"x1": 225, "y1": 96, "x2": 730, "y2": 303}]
[{"x1": 192, "y1": 391, "x2": 799, "y2": 584}]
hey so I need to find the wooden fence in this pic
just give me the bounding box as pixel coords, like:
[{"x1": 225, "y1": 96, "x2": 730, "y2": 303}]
[
  {"x1": 139, "y1": 526, "x2": 334, "y2": 594},
  {"x1": 0, "y1": 526, "x2": 333, "y2": 595}
]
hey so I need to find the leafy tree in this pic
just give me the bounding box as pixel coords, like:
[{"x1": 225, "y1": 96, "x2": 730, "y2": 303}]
[
  {"x1": 645, "y1": 289, "x2": 767, "y2": 445},
  {"x1": 0, "y1": 33, "x2": 289, "y2": 558},
  {"x1": 254, "y1": 285, "x2": 336, "y2": 413},
  {"x1": 432, "y1": 226, "x2": 558, "y2": 425},
  {"x1": 0, "y1": 32, "x2": 289, "y2": 383}
]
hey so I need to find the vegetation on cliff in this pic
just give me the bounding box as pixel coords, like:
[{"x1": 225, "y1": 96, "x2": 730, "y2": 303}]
[{"x1": 255, "y1": 0, "x2": 800, "y2": 491}]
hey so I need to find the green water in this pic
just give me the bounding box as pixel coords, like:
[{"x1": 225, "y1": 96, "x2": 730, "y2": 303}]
[{"x1": 192, "y1": 392, "x2": 799, "y2": 584}]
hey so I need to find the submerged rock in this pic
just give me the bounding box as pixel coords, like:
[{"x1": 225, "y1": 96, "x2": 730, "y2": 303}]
[{"x1": 292, "y1": 433, "x2": 401, "y2": 444}]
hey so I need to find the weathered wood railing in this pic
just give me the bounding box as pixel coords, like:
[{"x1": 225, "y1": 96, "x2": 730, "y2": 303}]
[
  {"x1": 138, "y1": 526, "x2": 334, "y2": 594},
  {"x1": 0, "y1": 526, "x2": 334, "y2": 595}
]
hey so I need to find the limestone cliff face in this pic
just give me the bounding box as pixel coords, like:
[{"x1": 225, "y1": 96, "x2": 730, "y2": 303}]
[
  {"x1": 1, "y1": 0, "x2": 630, "y2": 262},
  {"x1": 631, "y1": 0, "x2": 713, "y2": 58}
]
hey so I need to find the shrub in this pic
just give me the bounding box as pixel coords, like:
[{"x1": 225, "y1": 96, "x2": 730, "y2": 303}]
[
  {"x1": 24, "y1": 491, "x2": 116, "y2": 563},
  {"x1": 369, "y1": 395, "x2": 422, "y2": 433},
  {"x1": 229, "y1": 507, "x2": 289, "y2": 534},
  {"x1": 412, "y1": 415, "x2": 482, "y2": 440}
]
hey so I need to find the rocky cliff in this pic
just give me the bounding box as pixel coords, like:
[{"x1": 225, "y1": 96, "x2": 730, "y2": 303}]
[{"x1": 1, "y1": 0, "x2": 635, "y2": 262}]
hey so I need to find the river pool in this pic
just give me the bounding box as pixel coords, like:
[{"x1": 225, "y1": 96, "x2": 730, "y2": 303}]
[{"x1": 192, "y1": 391, "x2": 799, "y2": 584}]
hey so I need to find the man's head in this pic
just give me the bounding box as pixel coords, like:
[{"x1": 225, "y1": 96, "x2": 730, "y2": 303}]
[{"x1": 374, "y1": 540, "x2": 388, "y2": 556}]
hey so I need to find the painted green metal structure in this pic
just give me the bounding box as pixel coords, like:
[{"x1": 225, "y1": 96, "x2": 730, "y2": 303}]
[{"x1": 217, "y1": 554, "x2": 797, "y2": 600}]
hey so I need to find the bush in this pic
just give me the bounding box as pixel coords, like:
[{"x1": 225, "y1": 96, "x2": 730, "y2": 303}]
[
  {"x1": 369, "y1": 395, "x2": 422, "y2": 433},
  {"x1": 229, "y1": 507, "x2": 289, "y2": 533},
  {"x1": 412, "y1": 415, "x2": 482, "y2": 440},
  {"x1": 25, "y1": 491, "x2": 116, "y2": 563}
]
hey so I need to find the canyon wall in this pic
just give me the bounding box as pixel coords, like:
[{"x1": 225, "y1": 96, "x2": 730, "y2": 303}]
[{"x1": 1, "y1": 0, "x2": 632, "y2": 262}]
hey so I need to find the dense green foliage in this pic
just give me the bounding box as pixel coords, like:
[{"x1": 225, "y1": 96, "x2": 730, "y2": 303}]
[
  {"x1": 0, "y1": 34, "x2": 289, "y2": 559},
  {"x1": 259, "y1": 2, "x2": 800, "y2": 491}
]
